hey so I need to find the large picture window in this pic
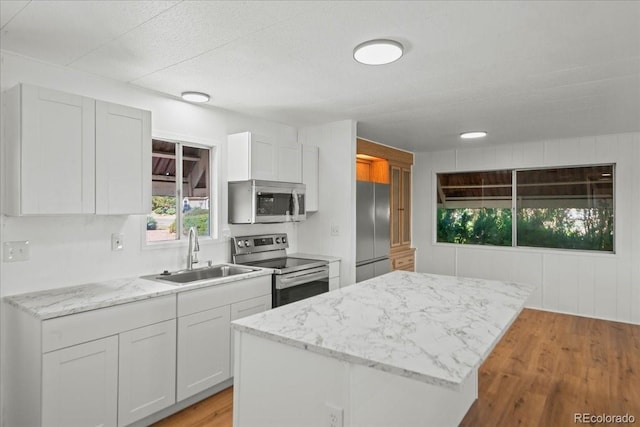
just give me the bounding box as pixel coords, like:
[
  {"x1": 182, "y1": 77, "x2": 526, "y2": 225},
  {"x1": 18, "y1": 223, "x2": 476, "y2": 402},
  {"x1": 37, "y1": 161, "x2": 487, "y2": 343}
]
[
  {"x1": 436, "y1": 165, "x2": 614, "y2": 252},
  {"x1": 147, "y1": 139, "x2": 212, "y2": 243}
]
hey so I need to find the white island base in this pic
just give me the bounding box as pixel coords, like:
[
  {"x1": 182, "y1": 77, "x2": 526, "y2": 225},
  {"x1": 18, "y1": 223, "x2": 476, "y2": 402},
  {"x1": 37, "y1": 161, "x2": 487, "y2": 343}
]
[
  {"x1": 231, "y1": 271, "x2": 534, "y2": 427},
  {"x1": 233, "y1": 331, "x2": 478, "y2": 427}
]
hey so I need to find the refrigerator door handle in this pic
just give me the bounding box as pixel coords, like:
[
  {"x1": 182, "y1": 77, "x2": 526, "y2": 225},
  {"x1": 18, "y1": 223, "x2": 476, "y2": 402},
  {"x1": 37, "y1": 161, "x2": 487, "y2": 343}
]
[{"x1": 356, "y1": 256, "x2": 390, "y2": 268}]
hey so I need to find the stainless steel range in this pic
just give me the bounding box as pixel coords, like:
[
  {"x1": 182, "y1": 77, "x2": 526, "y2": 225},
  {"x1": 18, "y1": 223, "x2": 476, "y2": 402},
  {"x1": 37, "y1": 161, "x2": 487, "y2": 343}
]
[{"x1": 231, "y1": 233, "x2": 329, "y2": 307}]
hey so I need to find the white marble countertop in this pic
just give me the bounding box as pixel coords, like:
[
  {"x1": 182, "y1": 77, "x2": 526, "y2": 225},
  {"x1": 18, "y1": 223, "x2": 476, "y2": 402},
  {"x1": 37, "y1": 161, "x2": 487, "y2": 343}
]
[
  {"x1": 4, "y1": 266, "x2": 273, "y2": 320},
  {"x1": 232, "y1": 271, "x2": 535, "y2": 390},
  {"x1": 287, "y1": 253, "x2": 341, "y2": 263}
]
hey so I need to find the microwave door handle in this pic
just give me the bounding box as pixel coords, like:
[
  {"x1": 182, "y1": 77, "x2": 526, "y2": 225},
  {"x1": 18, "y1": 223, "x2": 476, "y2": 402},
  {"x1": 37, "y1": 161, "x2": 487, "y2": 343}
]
[{"x1": 292, "y1": 189, "x2": 299, "y2": 217}]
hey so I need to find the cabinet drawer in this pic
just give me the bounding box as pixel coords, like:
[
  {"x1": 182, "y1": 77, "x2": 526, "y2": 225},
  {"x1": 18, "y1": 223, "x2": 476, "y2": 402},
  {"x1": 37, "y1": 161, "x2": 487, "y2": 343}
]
[
  {"x1": 231, "y1": 295, "x2": 272, "y2": 321},
  {"x1": 178, "y1": 275, "x2": 271, "y2": 317},
  {"x1": 42, "y1": 295, "x2": 176, "y2": 353},
  {"x1": 393, "y1": 255, "x2": 414, "y2": 269}
]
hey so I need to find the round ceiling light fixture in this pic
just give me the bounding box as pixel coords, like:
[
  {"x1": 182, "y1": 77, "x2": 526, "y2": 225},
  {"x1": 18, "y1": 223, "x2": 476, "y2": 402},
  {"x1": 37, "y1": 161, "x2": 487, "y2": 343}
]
[
  {"x1": 460, "y1": 131, "x2": 488, "y2": 140},
  {"x1": 353, "y1": 39, "x2": 404, "y2": 65},
  {"x1": 181, "y1": 91, "x2": 210, "y2": 103}
]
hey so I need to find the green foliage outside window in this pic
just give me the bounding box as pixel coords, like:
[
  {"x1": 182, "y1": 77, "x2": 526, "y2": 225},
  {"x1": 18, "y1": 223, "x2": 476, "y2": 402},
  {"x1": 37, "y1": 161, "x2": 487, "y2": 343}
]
[
  {"x1": 152, "y1": 196, "x2": 177, "y2": 215},
  {"x1": 437, "y1": 208, "x2": 512, "y2": 246},
  {"x1": 516, "y1": 208, "x2": 613, "y2": 251},
  {"x1": 437, "y1": 207, "x2": 613, "y2": 251},
  {"x1": 169, "y1": 208, "x2": 210, "y2": 236}
]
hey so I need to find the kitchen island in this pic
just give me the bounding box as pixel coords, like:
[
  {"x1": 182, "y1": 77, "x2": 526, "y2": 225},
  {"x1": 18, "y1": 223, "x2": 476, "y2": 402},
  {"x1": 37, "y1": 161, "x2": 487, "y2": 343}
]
[{"x1": 231, "y1": 271, "x2": 535, "y2": 427}]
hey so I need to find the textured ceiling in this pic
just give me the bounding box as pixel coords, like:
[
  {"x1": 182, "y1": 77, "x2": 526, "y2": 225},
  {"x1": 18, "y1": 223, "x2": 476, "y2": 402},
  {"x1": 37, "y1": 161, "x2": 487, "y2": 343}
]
[{"x1": 2, "y1": 1, "x2": 639, "y2": 152}]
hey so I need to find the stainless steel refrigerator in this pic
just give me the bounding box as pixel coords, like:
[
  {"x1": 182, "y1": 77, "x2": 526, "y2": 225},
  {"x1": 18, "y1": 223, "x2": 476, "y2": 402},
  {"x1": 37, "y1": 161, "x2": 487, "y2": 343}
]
[{"x1": 356, "y1": 181, "x2": 391, "y2": 282}]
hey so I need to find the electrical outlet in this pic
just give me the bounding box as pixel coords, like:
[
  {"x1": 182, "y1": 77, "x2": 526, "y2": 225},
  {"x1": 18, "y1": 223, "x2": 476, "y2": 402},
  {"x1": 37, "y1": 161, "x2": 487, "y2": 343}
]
[
  {"x1": 326, "y1": 403, "x2": 343, "y2": 427},
  {"x1": 331, "y1": 225, "x2": 340, "y2": 236},
  {"x1": 3, "y1": 241, "x2": 30, "y2": 262},
  {"x1": 111, "y1": 233, "x2": 124, "y2": 251}
]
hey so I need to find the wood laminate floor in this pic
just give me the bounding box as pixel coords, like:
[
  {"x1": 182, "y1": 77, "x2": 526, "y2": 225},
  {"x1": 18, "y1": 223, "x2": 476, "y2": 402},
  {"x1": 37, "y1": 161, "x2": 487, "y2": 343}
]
[{"x1": 153, "y1": 309, "x2": 640, "y2": 427}]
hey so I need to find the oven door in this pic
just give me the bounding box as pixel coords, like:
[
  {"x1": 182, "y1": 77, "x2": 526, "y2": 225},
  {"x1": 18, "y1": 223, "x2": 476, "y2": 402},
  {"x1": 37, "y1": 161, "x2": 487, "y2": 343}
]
[{"x1": 273, "y1": 266, "x2": 329, "y2": 307}]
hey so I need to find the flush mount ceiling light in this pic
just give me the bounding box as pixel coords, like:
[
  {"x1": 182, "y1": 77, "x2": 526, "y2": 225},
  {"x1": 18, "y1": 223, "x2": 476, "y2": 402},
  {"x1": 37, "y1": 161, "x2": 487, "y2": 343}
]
[
  {"x1": 460, "y1": 131, "x2": 488, "y2": 140},
  {"x1": 181, "y1": 91, "x2": 210, "y2": 103},
  {"x1": 353, "y1": 39, "x2": 404, "y2": 65}
]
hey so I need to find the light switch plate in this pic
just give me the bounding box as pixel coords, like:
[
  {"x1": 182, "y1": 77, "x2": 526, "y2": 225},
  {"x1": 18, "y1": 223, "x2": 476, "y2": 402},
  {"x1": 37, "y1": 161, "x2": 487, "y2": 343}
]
[
  {"x1": 111, "y1": 233, "x2": 124, "y2": 251},
  {"x1": 3, "y1": 241, "x2": 30, "y2": 262}
]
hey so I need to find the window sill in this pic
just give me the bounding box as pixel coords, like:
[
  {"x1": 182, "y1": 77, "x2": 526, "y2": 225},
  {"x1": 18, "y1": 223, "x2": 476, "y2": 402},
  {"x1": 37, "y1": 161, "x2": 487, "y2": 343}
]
[
  {"x1": 431, "y1": 241, "x2": 616, "y2": 257},
  {"x1": 142, "y1": 235, "x2": 225, "y2": 251}
]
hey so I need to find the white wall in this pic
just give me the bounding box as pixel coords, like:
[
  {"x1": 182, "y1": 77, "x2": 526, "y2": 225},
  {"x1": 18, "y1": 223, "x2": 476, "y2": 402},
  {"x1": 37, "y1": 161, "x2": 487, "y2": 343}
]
[
  {"x1": 297, "y1": 120, "x2": 357, "y2": 286},
  {"x1": 413, "y1": 133, "x2": 640, "y2": 325},
  {"x1": 0, "y1": 51, "x2": 300, "y2": 296}
]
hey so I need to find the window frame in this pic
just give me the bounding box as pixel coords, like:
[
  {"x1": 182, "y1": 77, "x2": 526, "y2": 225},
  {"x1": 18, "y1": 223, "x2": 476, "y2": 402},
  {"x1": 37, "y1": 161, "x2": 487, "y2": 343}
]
[
  {"x1": 143, "y1": 133, "x2": 221, "y2": 250},
  {"x1": 433, "y1": 163, "x2": 616, "y2": 254}
]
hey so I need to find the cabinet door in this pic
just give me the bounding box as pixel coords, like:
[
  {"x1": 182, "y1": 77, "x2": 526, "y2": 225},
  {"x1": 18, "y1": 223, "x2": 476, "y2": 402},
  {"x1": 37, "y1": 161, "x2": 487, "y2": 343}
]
[
  {"x1": 302, "y1": 144, "x2": 319, "y2": 211},
  {"x1": 18, "y1": 84, "x2": 95, "y2": 215},
  {"x1": 401, "y1": 167, "x2": 412, "y2": 246},
  {"x1": 177, "y1": 306, "x2": 231, "y2": 401},
  {"x1": 249, "y1": 136, "x2": 277, "y2": 180},
  {"x1": 328, "y1": 261, "x2": 340, "y2": 291},
  {"x1": 329, "y1": 276, "x2": 340, "y2": 291},
  {"x1": 277, "y1": 143, "x2": 301, "y2": 182},
  {"x1": 390, "y1": 165, "x2": 402, "y2": 247},
  {"x1": 230, "y1": 295, "x2": 272, "y2": 373},
  {"x1": 118, "y1": 320, "x2": 176, "y2": 426},
  {"x1": 42, "y1": 335, "x2": 118, "y2": 427},
  {"x1": 95, "y1": 101, "x2": 151, "y2": 214}
]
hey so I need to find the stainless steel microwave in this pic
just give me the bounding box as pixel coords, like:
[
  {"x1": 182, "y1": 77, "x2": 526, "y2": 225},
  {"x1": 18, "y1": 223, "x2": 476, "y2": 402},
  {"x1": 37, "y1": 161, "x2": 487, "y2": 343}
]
[{"x1": 228, "y1": 180, "x2": 306, "y2": 224}]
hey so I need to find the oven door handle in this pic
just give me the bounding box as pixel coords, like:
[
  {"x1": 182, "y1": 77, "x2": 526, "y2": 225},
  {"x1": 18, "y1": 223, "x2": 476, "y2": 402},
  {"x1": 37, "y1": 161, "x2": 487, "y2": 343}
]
[{"x1": 276, "y1": 267, "x2": 329, "y2": 290}]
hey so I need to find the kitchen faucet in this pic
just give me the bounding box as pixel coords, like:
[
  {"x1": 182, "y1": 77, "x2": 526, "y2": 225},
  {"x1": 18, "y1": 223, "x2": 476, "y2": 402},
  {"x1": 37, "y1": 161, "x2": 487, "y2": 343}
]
[{"x1": 187, "y1": 226, "x2": 200, "y2": 270}]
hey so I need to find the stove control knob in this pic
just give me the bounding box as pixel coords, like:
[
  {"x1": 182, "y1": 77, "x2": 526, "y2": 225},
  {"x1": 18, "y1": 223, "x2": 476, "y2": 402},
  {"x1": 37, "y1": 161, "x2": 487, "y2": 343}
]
[
  {"x1": 237, "y1": 240, "x2": 244, "y2": 248},
  {"x1": 282, "y1": 237, "x2": 287, "y2": 244},
  {"x1": 244, "y1": 240, "x2": 251, "y2": 247},
  {"x1": 275, "y1": 237, "x2": 281, "y2": 244}
]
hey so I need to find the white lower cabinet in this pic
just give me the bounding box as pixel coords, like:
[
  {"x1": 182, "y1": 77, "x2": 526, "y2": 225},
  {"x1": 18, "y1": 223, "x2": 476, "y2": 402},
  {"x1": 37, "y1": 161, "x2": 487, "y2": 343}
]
[
  {"x1": 177, "y1": 306, "x2": 231, "y2": 401},
  {"x1": 328, "y1": 260, "x2": 341, "y2": 290},
  {"x1": 175, "y1": 275, "x2": 272, "y2": 402},
  {"x1": 42, "y1": 335, "x2": 119, "y2": 427},
  {"x1": 118, "y1": 320, "x2": 177, "y2": 426},
  {"x1": 4, "y1": 295, "x2": 175, "y2": 427},
  {"x1": 4, "y1": 275, "x2": 272, "y2": 426}
]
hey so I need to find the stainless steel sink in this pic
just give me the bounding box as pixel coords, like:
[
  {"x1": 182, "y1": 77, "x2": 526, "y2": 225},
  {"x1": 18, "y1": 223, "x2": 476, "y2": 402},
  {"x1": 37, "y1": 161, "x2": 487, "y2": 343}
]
[{"x1": 143, "y1": 264, "x2": 260, "y2": 286}]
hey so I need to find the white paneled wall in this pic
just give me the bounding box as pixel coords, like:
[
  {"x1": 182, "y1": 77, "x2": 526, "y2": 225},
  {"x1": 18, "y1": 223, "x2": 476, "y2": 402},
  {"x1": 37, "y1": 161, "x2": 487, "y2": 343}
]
[{"x1": 414, "y1": 133, "x2": 640, "y2": 325}]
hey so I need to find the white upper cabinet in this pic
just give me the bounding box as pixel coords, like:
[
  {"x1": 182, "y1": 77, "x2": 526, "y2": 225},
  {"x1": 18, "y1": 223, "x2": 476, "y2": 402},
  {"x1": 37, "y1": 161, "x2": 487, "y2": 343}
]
[
  {"x1": 227, "y1": 131, "x2": 301, "y2": 182},
  {"x1": 277, "y1": 143, "x2": 302, "y2": 183},
  {"x1": 96, "y1": 101, "x2": 151, "y2": 215},
  {"x1": 2, "y1": 83, "x2": 151, "y2": 216},
  {"x1": 3, "y1": 84, "x2": 96, "y2": 215},
  {"x1": 302, "y1": 144, "x2": 319, "y2": 211}
]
